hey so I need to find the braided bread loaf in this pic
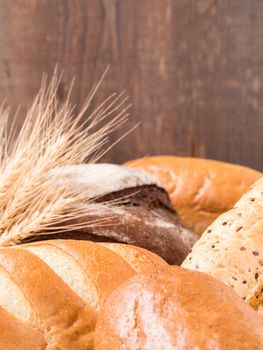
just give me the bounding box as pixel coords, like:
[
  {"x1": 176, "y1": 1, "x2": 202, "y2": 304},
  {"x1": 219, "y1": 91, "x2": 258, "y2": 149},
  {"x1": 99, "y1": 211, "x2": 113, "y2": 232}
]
[{"x1": 0, "y1": 239, "x2": 167, "y2": 349}]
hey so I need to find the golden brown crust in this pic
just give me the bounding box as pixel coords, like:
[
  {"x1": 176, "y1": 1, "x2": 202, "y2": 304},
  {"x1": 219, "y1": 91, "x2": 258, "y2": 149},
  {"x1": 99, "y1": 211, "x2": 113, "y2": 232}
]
[
  {"x1": 0, "y1": 306, "x2": 46, "y2": 350},
  {"x1": 45, "y1": 240, "x2": 136, "y2": 307},
  {"x1": 98, "y1": 242, "x2": 168, "y2": 273},
  {"x1": 124, "y1": 156, "x2": 261, "y2": 235},
  {"x1": 95, "y1": 266, "x2": 263, "y2": 350},
  {"x1": 0, "y1": 239, "x2": 166, "y2": 349},
  {"x1": 0, "y1": 247, "x2": 96, "y2": 349}
]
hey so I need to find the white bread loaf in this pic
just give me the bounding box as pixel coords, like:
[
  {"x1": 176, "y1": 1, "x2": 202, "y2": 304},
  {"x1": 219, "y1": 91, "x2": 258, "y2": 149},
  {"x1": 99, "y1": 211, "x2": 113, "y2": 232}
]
[
  {"x1": 183, "y1": 176, "x2": 263, "y2": 309},
  {"x1": 0, "y1": 239, "x2": 167, "y2": 349},
  {"x1": 124, "y1": 156, "x2": 261, "y2": 235},
  {"x1": 0, "y1": 305, "x2": 45, "y2": 350},
  {"x1": 95, "y1": 266, "x2": 263, "y2": 350},
  {"x1": 98, "y1": 242, "x2": 168, "y2": 273}
]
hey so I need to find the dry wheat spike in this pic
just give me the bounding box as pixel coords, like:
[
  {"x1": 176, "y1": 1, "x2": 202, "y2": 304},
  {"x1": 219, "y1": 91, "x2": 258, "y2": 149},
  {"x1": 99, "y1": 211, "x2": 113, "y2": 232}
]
[{"x1": 0, "y1": 69, "x2": 130, "y2": 246}]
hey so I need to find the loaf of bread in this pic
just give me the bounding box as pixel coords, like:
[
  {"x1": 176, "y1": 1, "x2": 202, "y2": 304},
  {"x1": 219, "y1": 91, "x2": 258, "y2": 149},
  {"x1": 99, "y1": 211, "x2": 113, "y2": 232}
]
[
  {"x1": 124, "y1": 156, "x2": 261, "y2": 235},
  {"x1": 0, "y1": 239, "x2": 167, "y2": 349},
  {"x1": 183, "y1": 175, "x2": 263, "y2": 310},
  {"x1": 25, "y1": 164, "x2": 198, "y2": 264},
  {"x1": 95, "y1": 266, "x2": 263, "y2": 350}
]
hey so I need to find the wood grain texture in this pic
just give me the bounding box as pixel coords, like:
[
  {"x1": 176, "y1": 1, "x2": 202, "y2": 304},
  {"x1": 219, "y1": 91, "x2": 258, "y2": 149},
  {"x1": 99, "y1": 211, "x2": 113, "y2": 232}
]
[{"x1": 0, "y1": 0, "x2": 262, "y2": 170}]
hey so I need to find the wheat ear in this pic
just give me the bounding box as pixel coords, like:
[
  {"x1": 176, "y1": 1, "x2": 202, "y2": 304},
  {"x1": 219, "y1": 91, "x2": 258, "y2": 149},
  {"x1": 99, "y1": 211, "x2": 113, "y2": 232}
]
[{"x1": 0, "y1": 70, "x2": 130, "y2": 246}]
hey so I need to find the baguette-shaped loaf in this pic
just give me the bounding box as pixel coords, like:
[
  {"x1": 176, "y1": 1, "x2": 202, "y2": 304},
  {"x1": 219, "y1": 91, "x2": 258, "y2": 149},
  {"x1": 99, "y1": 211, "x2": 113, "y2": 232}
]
[
  {"x1": 0, "y1": 239, "x2": 167, "y2": 349},
  {"x1": 183, "y1": 176, "x2": 263, "y2": 309},
  {"x1": 95, "y1": 267, "x2": 263, "y2": 350},
  {"x1": 124, "y1": 156, "x2": 261, "y2": 235},
  {"x1": 98, "y1": 242, "x2": 167, "y2": 273}
]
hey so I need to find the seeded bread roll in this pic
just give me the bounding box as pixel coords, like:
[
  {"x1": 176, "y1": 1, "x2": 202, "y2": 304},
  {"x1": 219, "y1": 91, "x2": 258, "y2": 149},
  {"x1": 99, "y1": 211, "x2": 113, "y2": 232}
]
[
  {"x1": 25, "y1": 164, "x2": 198, "y2": 264},
  {"x1": 124, "y1": 156, "x2": 261, "y2": 235},
  {"x1": 183, "y1": 176, "x2": 263, "y2": 310},
  {"x1": 0, "y1": 239, "x2": 167, "y2": 349},
  {"x1": 95, "y1": 266, "x2": 263, "y2": 350}
]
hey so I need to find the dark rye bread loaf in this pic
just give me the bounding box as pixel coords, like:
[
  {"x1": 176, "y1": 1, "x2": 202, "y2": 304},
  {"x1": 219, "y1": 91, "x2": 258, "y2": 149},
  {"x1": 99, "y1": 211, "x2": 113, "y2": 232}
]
[{"x1": 23, "y1": 164, "x2": 198, "y2": 264}]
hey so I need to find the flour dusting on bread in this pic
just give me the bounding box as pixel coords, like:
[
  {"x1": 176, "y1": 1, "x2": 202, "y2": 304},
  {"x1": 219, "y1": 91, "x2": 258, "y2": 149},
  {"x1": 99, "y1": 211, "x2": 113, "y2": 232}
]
[{"x1": 52, "y1": 163, "x2": 159, "y2": 198}]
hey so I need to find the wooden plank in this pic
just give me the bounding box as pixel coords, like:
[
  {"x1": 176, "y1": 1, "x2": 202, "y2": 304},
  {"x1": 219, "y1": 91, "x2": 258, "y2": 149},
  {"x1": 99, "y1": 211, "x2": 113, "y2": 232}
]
[{"x1": 0, "y1": 0, "x2": 262, "y2": 170}]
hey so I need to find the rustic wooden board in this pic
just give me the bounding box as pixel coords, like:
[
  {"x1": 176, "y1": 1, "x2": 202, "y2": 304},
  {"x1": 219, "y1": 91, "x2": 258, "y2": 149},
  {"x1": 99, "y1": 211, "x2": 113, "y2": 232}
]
[{"x1": 0, "y1": 0, "x2": 262, "y2": 170}]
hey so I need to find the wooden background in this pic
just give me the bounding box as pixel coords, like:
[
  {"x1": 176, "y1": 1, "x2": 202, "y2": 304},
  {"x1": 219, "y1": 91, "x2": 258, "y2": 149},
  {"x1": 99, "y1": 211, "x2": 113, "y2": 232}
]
[{"x1": 0, "y1": 0, "x2": 262, "y2": 170}]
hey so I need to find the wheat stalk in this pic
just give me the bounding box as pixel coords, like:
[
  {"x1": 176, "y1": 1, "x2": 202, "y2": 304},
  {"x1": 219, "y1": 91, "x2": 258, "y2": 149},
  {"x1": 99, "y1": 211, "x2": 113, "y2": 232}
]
[{"x1": 0, "y1": 69, "x2": 130, "y2": 246}]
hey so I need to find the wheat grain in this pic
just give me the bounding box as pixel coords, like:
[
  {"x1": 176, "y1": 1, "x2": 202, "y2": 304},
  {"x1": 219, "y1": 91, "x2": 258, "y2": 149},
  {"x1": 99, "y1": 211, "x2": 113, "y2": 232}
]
[{"x1": 0, "y1": 70, "x2": 130, "y2": 246}]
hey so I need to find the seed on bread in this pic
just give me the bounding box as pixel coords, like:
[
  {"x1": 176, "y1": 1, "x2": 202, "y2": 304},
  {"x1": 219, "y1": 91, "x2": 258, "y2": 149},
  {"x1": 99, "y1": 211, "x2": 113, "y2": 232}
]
[{"x1": 183, "y1": 176, "x2": 263, "y2": 310}]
